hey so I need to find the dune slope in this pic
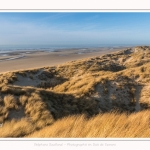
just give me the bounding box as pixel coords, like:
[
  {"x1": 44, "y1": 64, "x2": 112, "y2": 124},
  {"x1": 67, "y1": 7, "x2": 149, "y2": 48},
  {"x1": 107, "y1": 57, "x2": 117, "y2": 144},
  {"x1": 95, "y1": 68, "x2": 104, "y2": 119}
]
[{"x1": 0, "y1": 46, "x2": 150, "y2": 137}]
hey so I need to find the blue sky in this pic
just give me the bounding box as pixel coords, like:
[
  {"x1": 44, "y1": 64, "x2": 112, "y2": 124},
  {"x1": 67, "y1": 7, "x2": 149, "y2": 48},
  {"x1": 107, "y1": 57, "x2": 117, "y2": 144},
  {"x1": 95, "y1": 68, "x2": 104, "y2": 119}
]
[{"x1": 0, "y1": 12, "x2": 150, "y2": 46}]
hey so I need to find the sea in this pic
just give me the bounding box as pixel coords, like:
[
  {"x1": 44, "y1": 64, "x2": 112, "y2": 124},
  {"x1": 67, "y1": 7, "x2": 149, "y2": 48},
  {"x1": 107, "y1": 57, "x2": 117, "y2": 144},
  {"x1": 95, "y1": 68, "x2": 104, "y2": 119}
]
[{"x1": 0, "y1": 44, "x2": 136, "y2": 54}]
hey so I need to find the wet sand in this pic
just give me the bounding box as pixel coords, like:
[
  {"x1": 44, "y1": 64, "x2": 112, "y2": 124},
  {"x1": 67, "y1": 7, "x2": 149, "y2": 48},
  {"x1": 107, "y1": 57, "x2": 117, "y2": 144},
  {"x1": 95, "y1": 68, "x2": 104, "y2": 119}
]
[{"x1": 0, "y1": 47, "x2": 129, "y2": 73}]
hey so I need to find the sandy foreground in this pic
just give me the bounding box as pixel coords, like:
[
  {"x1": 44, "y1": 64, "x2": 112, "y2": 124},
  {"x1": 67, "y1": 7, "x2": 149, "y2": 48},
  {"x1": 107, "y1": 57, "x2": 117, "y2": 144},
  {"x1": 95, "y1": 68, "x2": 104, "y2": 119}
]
[{"x1": 0, "y1": 47, "x2": 128, "y2": 73}]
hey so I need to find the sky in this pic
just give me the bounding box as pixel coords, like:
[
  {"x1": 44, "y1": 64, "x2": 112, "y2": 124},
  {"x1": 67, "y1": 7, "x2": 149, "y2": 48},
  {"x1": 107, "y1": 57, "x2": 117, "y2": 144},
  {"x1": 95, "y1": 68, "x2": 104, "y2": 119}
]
[{"x1": 0, "y1": 12, "x2": 150, "y2": 47}]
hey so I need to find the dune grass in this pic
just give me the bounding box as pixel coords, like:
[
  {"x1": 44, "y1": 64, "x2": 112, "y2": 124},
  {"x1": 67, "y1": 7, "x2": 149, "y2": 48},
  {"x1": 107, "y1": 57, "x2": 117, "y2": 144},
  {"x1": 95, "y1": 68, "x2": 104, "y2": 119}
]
[
  {"x1": 26, "y1": 110, "x2": 150, "y2": 138},
  {"x1": 0, "y1": 46, "x2": 150, "y2": 137}
]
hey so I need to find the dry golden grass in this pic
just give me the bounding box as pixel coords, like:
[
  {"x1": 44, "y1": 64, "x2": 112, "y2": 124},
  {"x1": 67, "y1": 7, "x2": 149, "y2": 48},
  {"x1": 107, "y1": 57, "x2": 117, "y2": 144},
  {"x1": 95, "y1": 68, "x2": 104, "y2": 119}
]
[
  {"x1": 4, "y1": 95, "x2": 18, "y2": 109},
  {"x1": 0, "y1": 118, "x2": 35, "y2": 137},
  {"x1": 26, "y1": 110, "x2": 150, "y2": 138}
]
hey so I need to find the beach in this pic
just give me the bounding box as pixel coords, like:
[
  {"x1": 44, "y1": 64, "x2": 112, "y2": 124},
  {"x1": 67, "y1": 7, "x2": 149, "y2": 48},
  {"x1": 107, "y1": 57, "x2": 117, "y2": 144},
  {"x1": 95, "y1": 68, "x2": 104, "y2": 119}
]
[{"x1": 0, "y1": 47, "x2": 128, "y2": 73}]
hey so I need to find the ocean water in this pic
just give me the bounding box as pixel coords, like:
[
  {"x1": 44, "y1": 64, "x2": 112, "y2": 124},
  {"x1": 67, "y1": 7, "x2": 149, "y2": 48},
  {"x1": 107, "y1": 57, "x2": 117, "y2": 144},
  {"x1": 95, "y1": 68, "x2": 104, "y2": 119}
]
[{"x1": 0, "y1": 44, "x2": 135, "y2": 62}]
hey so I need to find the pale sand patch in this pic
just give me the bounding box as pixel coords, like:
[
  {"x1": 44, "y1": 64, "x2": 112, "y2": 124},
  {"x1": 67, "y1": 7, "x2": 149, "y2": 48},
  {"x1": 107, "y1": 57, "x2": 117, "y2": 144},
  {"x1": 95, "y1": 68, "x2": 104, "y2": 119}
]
[
  {"x1": 13, "y1": 68, "x2": 65, "y2": 88},
  {"x1": 14, "y1": 74, "x2": 40, "y2": 87},
  {"x1": 13, "y1": 68, "x2": 44, "y2": 87}
]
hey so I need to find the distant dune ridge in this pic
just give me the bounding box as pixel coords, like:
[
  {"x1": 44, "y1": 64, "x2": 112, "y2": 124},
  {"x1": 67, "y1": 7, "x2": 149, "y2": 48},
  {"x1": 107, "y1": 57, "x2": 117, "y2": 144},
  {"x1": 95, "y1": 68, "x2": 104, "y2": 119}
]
[{"x1": 0, "y1": 46, "x2": 150, "y2": 137}]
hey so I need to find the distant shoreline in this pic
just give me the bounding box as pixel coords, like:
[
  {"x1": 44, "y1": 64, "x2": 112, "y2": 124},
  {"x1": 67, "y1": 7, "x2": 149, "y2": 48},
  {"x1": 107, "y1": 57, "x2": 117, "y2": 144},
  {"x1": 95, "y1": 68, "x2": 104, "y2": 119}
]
[{"x1": 0, "y1": 47, "x2": 130, "y2": 73}]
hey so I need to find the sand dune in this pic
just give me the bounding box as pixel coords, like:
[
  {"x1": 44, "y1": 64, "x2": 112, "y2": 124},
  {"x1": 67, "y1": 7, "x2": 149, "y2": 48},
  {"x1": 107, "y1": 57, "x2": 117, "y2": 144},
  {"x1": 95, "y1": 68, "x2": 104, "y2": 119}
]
[{"x1": 0, "y1": 46, "x2": 150, "y2": 137}]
